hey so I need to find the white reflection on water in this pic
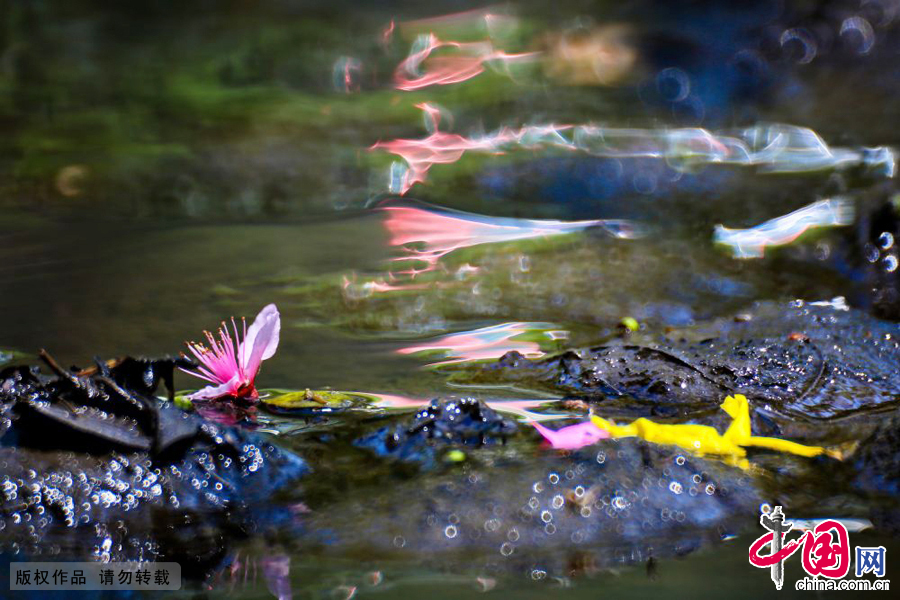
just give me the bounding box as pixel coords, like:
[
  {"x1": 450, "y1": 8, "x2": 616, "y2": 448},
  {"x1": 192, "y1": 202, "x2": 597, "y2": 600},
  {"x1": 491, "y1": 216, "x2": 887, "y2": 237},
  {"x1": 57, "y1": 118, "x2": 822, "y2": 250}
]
[
  {"x1": 714, "y1": 198, "x2": 855, "y2": 259},
  {"x1": 373, "y1": 109, "x2": 895, "y2": 194}
]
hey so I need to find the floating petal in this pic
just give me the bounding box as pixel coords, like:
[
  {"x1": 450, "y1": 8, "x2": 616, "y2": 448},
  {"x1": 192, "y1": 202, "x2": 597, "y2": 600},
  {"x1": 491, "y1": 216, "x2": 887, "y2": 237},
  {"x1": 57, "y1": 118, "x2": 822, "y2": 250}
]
[{"x1": 532, "y1": 421, "x2": 610, "y2": 450}]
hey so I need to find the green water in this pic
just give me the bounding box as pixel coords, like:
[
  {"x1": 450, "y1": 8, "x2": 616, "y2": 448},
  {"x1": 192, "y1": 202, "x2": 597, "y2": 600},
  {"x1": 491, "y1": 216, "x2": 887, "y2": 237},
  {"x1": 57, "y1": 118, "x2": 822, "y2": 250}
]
[{"x1": 2, "y1": 1, "x2": 899, "y2": 597}]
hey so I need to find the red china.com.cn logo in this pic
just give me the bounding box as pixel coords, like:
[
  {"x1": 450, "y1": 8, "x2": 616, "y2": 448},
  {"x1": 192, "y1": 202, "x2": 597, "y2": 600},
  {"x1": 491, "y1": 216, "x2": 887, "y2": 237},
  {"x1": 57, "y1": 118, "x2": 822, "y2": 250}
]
[{"x1": 748, "y1": 506, "x2": 889, "y2": 592}]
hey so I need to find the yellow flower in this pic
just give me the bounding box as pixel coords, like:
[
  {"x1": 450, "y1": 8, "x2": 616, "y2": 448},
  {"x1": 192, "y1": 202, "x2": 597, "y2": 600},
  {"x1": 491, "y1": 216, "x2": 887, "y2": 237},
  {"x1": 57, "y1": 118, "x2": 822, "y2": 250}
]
[{"x1": 590, "y1": 394, "x2": 824, "y2": 469}]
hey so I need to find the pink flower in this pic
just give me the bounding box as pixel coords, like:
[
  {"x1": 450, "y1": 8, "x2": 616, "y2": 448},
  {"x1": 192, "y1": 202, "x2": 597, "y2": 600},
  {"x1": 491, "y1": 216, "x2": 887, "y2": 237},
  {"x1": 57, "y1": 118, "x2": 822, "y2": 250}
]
[
  {"x1": 532, "y1": 421, "x2": 609, "y2": 450},
  {"x1": 181, "y1": 304, "x2": 280, "y2": 402}
]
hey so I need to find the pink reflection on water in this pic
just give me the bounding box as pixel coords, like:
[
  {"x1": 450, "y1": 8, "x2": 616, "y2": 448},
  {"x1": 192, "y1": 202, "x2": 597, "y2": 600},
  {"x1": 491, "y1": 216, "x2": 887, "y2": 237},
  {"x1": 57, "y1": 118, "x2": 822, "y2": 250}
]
[
  {"x1": 208, "y1": 553, "x2": 293, "y2": 599},
  {"x1": 372, "y1": 129, "x2": 516, "y2": 194},
  {"x1": 341, "y1": 273, "x2": 439, "y2": 295},
  {"x1": 394, "y1": 33, "x2": 537, "y2": 91},
  {"x1": 397, "y1": 322, "x2": 553, "y2": 366},
  {"x1": 416, "y1": 101, "x2": 446, "y2": 132},
  {"x1": 382, "y1": 20, "x2": 395, "y2": 46},
  {"x1": 194, "y1": 400, "x2": 258, "y2": 426},
  {"x1": 379, "y1": 202, "x2": 636, "y2": 277},
  {"x1": 371, "y1": 118, "x2": 571, "y2": 194},
  {"x1": 261, "y1": 555, "x2": 293, "y2": 600}
]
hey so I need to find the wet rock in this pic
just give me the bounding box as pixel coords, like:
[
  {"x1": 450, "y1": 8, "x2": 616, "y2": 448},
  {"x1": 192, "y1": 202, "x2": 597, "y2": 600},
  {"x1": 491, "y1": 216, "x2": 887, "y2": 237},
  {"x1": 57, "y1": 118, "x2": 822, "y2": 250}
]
[
  {"x1": 445, "y1": 302, "x2": 900, "y2": 420},
  {"x1": 698, "y1": 302, "x2": 900, "y2": 420},
  {"x1": 0, "y1": 356, "x2": 306, "y2": 574},
  {"x1": 850, "y1": 416, "x2": 900, "y2": 534},
  {"x1": 852, "y1": 416, "x2": 900, "y2": 498},
  {"x1": 300, "y1": 437, "x2": 761, "y2": 577},
  {"x1": 451, "y1": 347, "x2": 732, "y2": 415},
  {"x1": 355, "y1": 398, "x2": 517, "y2": 467}
]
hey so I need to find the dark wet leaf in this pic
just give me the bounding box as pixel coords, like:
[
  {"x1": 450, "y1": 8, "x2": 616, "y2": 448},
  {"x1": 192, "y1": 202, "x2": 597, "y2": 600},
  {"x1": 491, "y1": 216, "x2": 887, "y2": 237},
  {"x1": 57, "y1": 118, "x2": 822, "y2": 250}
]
[{"x1": 0, "y1": 354, "x2": 307, "y2": 574}]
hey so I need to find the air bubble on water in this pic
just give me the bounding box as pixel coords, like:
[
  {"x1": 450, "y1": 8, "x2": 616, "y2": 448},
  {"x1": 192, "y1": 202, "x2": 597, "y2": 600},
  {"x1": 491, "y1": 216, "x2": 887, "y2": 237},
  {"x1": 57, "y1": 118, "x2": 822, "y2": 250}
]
[
  {"x1": 633, "y1": 173, "x2": 658, "y2": 195},
  {"x1": 669, "y1": 481, "x2": 684, "y2": 495},
  {"x1": 865, "y1": 243, "x2": 881, "y2": 262},
  {"x1": 780, "y1": 28, "x2": 818, "y2": 63},
  {"x1": 841, "y1": 16, "x2": 876, "y2": 54},
  {"x1": 519, "y1": 255, "x2": 531, "y2": 272},
  {"x1": 656, "y1": 67, "x2": 691, "y2": 102}
]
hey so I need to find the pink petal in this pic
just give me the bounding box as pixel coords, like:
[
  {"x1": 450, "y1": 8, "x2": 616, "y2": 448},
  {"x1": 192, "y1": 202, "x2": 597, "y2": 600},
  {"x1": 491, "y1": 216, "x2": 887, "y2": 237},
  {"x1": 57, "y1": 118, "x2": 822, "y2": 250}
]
[
  {"x1": 185, "y1": 377, "x2": 240, "y2": 401},
  {"x1": 532, "y1": 421, "x2": 609, "y2": 450},
  {"x1": 240, "y1": 304, "x2": 281, "y2": 375}
]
